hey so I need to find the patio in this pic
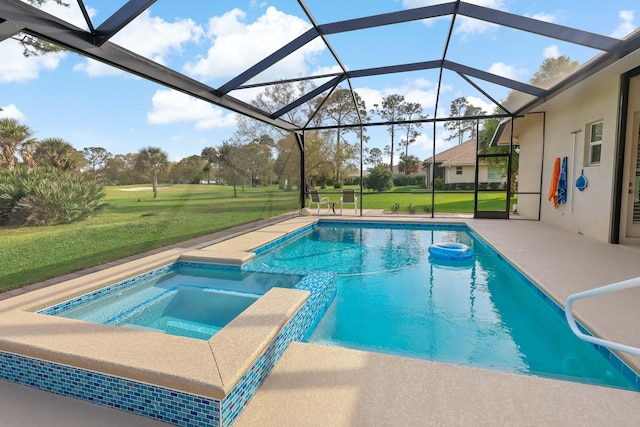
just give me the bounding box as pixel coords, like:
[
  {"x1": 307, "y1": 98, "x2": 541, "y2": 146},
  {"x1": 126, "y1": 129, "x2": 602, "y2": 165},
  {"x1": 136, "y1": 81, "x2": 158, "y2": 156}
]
[{"x1": 2, "y1": 216, "x2": 640, "y2": 426}]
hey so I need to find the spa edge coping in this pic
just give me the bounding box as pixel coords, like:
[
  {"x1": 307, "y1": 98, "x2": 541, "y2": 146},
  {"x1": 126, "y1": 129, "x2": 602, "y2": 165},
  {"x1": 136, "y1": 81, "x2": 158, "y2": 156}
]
[{"x1": 0, "y1": 246, "x2": 310, "y2": 400}]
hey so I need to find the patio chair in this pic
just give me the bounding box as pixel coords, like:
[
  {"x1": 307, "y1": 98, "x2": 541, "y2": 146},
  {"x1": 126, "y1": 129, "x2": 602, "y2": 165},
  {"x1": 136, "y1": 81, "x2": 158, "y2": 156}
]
[
  {"x1": 308, "y1": 189, "x2": 331, "y2": 214},
  {"x1": 340, "y1": 189, "x2": 358, "y2": 215}
]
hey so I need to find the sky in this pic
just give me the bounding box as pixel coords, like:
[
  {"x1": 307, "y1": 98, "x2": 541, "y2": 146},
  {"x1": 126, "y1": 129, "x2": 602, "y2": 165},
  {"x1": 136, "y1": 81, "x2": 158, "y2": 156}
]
[{"x1": 1, "y1": 0, "x2": 638, "y2": 164}]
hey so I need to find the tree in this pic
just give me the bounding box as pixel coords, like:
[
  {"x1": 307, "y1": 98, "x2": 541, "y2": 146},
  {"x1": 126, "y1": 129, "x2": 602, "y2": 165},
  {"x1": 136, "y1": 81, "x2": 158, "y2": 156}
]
[
  {"x1": 102, "y1": 153, "x2": 139, "y2": 185},
  {"x1": 444, "y1": 97, "x2": 470, "y2": 144},
  {"x1": 365, "y1": 164, "x2": 394, "y2": 192},
  {"x1": 364, "y1": 147, "x2": 384, "y2": 168},
  {"x1": 217, "y1": 141, "x2": 249, "y2": 197},
  {"x1": 372, "y1": 94, "x2": 405, "y2": 172},
  {"x1": 82, "y1": 147, "x2": 112, "y2": 181},
  {"x1": 0, "y1": 118, "x2": 38, "y2": 169},
  {"x1": 397, "y1": 101, "x2": 427, "y2": 173},
  {"x1": 12, "y1": 1, "x2": 68, "y2": 57},
  {"x1": 398, "y1": 154, "x2": 421, "y2": 175},
  {"x1": 136, "y1": 147, "x2": 168, "y2": 199},
  {"x1": 33, "y1": 138, "x2": 85, "y2": 172},
  {"x1": 443, "y1": 97, "x2": 486, "y2": 144},
  {"x1": 322, "y1": 89, "x2": 368, "y2": 182},
  {"x1": 168, "y1": 155, "x2": 206, "y2": 184},
  {"x1": 273, "y1": 135, "x2": 300, "y2": 191},
  {"x1": 530, "y1": 55, "x2": 580, "y2": 88},
  {"x1": 201, "y1": 146, "x2": 218, "y2": 184},
  {"x1": 244, "y1": 142, "x2": 273, "y2": 187}
]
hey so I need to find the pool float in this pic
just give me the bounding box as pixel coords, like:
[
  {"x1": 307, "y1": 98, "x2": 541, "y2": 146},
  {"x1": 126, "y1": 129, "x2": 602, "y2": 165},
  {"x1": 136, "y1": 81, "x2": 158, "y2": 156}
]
[{"x1": 428, "y1": 242, "x2": 474, "y2": 261}]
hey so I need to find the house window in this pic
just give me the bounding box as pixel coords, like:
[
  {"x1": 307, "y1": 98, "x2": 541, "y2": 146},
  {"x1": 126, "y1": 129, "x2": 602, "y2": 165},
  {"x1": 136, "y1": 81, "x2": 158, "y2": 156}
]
[
  {"x1": 456, "y1": 166, "x2": 463, "y2": 175},
  {"x1": 488, "y1": 167, "x2": 502, "y2": 181},
  {"x1": 588, "y1": 121, "x2": 603, "y2": 165}
]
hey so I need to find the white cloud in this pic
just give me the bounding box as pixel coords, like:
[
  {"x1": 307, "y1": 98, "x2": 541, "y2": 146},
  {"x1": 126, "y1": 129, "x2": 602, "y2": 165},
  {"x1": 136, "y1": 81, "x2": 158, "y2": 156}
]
[
  {"x1": 402, "y1": 0, "x2": 504, "y2": 8},
  {"x1": 611, "y1": 10, "x2": 636, "y2": 39},
  {"x1": 527, "y1": 13, "x2": 556, "y2": 23},
  {"x1": 184, "y1": 7, "x2": 325, "y2": 82},
  {"x1": 487, "y1": 62, "x2": 528, "y2": 81},
  {"x1": 543, "y1": 45, "x2": 561, "y2": 59},
  {"x1": 355, "y1": 78, "x2": 440, "y2": 113},
  {"x1": 466, "y1": 96, "x2": 494, "y2": 114},
  {"x1": 40, "y1": 1, "x2": 90, "y2": 28},
  {"x1": 73, "y1": 58, "x2": 126, "y2": 77},
  {"x1": 74, "y1": 10, "x2": 202, "y2": 77},
  {"x1": 402, "y1": 0, "x2": 506, "y2": 37},
  {"x1": 0, "y1": 103, "x2": 26, "y2": 120},
  {"x1": 147, "y1": 89, "x2": 237, "y2": 129},
  {"x1": 0, "y1": 40, "x2": 65, "y2": 83}
]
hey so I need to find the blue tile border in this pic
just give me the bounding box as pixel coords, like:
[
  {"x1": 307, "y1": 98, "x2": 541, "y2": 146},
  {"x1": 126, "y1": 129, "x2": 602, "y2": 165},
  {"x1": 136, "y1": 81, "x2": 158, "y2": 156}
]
[
  {"x1": 0, "y1": 351, "x2": 222, "y2": 427},
  {"x1": 9, "y1": 267, "x2": 336, "y2": 427},
  {"x1": 466, "y1": 228, "x2": 640, "y2": 391},
  {"x1": 39, "y1": 261, "x2": 289, "y2": 318},
  {"x1": 220, "y1": 271, "x2": 336, "y2": 426},
  {"x1": 251, "y1": 220, "x2": 469, "y2": 255}
]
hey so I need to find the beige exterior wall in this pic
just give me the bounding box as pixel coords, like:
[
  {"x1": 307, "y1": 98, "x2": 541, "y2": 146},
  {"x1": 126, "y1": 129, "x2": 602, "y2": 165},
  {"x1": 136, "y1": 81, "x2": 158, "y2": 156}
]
[
  {"x1": 443, "y1": 165, "x2": 499, "y2": 184},
  {"x1": 534, "y1": 75, "x2": 620, "y2": 242}
]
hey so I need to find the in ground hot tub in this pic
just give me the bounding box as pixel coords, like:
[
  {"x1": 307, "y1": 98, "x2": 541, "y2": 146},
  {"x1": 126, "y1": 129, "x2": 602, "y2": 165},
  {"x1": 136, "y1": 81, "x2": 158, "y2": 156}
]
[{"x1": 42, "y1": 263, "x2": 303, "y2": 340}]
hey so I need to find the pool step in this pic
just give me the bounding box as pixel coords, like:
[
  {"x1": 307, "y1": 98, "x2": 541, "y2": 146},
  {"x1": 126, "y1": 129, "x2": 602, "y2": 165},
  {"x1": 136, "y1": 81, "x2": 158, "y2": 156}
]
[{"x1": 164, "y1": 317, "x2": 222, "y2": 339}]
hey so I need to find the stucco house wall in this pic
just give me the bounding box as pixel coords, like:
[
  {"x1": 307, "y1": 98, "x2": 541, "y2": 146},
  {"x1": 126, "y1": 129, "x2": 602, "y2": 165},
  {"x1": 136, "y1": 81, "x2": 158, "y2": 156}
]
[{"x1": 536, "y1": 75, "x2": 619, "y2": 242}]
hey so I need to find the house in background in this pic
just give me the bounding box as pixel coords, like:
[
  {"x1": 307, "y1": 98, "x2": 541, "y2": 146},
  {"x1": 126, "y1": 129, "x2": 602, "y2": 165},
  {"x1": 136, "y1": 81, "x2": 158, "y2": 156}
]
[{"x1": 423, "y1": 139, "x2": 506, "y2": 189}]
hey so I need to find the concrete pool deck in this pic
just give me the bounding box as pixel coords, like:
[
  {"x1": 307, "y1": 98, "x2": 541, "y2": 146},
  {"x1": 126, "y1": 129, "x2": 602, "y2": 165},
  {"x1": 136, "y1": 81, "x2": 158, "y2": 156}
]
[{"x1": 2, "y1": 216, "x2": 640, "y2": 425}]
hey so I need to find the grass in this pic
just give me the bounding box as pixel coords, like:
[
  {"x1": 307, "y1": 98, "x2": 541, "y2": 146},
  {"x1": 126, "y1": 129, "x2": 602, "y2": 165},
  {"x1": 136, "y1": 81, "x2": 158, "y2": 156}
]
[
  {"x1": 0, "y1": 184, "x2": 298, "y2": 292},
  {"x1": 0, "y1": 184, "x2": 516, "y2": 293},
  {"x1": 317, "y1": 186, "x2": 516, "y2": 213}
]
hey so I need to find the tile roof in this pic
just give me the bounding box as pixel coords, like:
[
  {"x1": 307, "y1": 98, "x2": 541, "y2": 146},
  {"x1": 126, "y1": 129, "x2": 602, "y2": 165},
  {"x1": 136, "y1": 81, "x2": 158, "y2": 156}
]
[{"x1": 424, "y1": 139, "x2": 477, "y2": 166}]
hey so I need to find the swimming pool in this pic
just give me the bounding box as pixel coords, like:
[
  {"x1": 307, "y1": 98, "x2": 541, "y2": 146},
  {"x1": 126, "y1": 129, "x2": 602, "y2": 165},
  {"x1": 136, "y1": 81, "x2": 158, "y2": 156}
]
[
  {"x1": 249, "y1": 221, "x2": 639, "y2": 391},
  {"x1": 41, "y1": 263, "x2": 305, "y2": 340}
]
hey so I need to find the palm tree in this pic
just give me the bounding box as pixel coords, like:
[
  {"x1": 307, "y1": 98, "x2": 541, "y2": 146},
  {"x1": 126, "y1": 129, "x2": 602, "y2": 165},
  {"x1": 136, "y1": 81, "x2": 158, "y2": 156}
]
[
  {"x1": 201, "y1": 146, "x2": 218, "y2": 184},
  {"x1": 0, "y1": 118, "x2": 38, "y2": 169},
  {"x1": 34, "y1": 137, "x2": 86, "y2": 171},
  {"x1": 136, "y1": 146, "x2": 168, "y2": 199}
]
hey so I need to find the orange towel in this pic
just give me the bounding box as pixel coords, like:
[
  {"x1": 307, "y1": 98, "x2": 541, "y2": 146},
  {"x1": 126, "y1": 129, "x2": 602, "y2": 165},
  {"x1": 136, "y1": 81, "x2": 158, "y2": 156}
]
[{"x1": 547, "y1": 157, "x2": 561, "y2": 209}]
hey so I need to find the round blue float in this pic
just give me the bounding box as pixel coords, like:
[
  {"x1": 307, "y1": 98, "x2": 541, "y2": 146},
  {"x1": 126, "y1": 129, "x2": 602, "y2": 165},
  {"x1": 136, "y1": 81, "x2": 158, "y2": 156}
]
[{"x1": 428, "y1": 242, "x2": 474, "y2": 261}]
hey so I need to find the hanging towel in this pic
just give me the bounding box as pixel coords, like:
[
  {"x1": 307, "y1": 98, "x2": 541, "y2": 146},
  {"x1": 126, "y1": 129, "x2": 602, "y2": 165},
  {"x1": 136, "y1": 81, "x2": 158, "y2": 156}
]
[
  {"x1": 548, "y1": 157, "x2": 561, "y2": 208},
  {"x1": 557, "y1": 156, "x2": 568, "y2": 206}
]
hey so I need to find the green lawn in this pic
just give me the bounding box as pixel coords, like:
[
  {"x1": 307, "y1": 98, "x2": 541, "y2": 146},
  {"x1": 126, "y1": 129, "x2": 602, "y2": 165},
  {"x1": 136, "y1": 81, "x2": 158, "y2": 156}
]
[
  {"x1": 0, "y1": 184, "x2": 515, "y2": 292},
  {"x1": 318, "y1": 186, "x2": 515, "y2": 213},
  {"x1": 0, "y1": 184, "x2": 298, "y2": 292}
]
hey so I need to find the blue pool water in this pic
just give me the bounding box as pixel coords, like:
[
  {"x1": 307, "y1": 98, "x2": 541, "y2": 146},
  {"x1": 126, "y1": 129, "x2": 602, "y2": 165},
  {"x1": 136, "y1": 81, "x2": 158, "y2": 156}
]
[
  {"x1": 248, "y1": 222, "x2": 638, "y2": 391},
  {"x1": 48, "y1": 265, "x2": 303, "y2": 340}
]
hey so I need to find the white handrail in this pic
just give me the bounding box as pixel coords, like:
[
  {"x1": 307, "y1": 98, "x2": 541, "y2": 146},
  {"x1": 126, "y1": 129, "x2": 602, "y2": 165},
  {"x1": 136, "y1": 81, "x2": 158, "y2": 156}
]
[{"x1": 565, "y1": 276, "x2": 640, "y2": 357}]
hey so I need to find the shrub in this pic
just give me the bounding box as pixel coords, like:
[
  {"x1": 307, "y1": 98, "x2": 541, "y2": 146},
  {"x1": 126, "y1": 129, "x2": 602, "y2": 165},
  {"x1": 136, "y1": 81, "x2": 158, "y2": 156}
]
[
  {"x1": 407, "y1": 203, "x2": 416, "y2": 214},
  {"x1": 390, "y1": 203, "x2": 400, "y2": 214},
  {"x1": 343, "y1": 176, "x2": 361, "y2": 186},
  {"x1": 423, "y1": 205, "x2": 432, "y2": 214},
  {"x1": 333, "y1": 181, "x2": 343, "y2": 189},
  {"x1": 392, "y1": 174, "x2": 425, "y2": 187},
  {"x1": 365, "y1": 165, "x2": 394, "y2": 192},
  {"x1": 0, "y1": 167, "x2": 106, "y2": 226},
  {"x1": 433, "y1": 177, "x2": 444, "y2": 190}
]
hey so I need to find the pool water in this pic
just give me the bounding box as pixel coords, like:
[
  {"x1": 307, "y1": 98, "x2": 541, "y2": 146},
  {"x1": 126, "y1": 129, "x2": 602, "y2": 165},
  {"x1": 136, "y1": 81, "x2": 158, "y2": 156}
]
[
  {"x1": 50, "y1": 264, "x2": 303, "y2": 340},
  {"x1": 249, "y1": 222, "x2": 638, "y2": 391}
]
